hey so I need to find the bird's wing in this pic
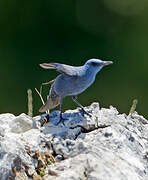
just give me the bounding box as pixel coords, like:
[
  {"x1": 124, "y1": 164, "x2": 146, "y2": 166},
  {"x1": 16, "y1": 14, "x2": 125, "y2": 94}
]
[{"x1": 40, "y1": 63, "x2": 78, "y2": 76}]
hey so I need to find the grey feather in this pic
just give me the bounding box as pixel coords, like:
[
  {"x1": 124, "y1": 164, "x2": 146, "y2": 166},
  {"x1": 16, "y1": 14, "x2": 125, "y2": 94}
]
[
  {"x1": 40, "y1": 63, "x2": 78, "y2": 76},
  {"x1": 39, "y1": 96, "x2": 60, "y2": 112},
  {"x1": 39, "y1": 87, "x2": 60, "y2": 112}
]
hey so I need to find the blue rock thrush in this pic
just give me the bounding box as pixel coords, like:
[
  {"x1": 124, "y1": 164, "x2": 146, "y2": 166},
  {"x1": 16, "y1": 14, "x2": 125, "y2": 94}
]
[{"x1": 39, "y1": 58, "x2": 113, "y2": 121}]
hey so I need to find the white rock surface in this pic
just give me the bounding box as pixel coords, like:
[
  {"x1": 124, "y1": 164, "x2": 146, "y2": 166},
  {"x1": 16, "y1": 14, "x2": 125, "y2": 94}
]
[{"x1": 0, "y1": 103, "x2": 148, "y2": 180}]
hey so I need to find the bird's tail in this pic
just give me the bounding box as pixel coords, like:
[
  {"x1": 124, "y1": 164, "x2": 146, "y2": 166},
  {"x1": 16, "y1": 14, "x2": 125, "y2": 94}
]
[{"x1": 39, "y1": 94, "x2": 60, "y2": 112}]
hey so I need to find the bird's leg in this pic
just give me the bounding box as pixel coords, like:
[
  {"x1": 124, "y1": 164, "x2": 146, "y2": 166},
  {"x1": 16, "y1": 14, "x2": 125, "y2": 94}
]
[
  {"x1": 58, "y1": 98, "x2": 66, "y2": 125},
  {"x1": 72, "y1": 96, "x2": 91, "y2": 117},
  {"x1": 59, "y1": 99, "x2": 63, "y2": 119}
]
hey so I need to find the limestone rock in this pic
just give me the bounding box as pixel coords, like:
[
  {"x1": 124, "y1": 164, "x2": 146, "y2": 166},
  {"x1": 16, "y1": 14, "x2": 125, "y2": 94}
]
[{"x1": 0, "y1": 103, "x2": 148, "y2": 180}]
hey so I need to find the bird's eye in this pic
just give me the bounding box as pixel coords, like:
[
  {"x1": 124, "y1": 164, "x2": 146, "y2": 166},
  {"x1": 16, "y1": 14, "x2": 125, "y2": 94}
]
[{"x1": 91, "y1": 62, "x2": 98, "y2": 66}]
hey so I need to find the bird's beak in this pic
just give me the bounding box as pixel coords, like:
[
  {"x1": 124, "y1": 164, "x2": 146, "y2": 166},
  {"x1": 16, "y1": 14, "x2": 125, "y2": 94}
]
[{"x1": 103, "y1": 61, "x2": 113, "y2": 66}]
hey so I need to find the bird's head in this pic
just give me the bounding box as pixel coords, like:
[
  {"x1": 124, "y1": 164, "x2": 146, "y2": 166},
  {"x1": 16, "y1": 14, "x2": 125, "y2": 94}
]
[{"x1": 85, "y1": 58, "x2": 113, "y2": 74}]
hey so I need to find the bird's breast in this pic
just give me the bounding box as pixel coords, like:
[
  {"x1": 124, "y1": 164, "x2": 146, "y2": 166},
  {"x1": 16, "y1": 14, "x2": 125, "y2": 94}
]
[{"x1": 53, "y1": 73, "x2": 95, "y2": 97}]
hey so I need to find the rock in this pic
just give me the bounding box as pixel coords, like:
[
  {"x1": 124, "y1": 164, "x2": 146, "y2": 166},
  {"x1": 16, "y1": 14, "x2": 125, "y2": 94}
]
[
  {"x1": 54, "y1": 155, "x2": 64, "y2": 162},
  {"x1": 0, "y1": 103, "x2": 148, "y2": 179},
  {"x1": 10, "y1": 113, "x2": 33, "y2": 133}
]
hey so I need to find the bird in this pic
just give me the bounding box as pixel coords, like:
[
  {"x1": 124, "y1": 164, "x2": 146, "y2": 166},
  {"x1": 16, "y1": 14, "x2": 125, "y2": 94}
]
[{"x1": 39, "y1": 58, "x2": 113, "y2": 122}]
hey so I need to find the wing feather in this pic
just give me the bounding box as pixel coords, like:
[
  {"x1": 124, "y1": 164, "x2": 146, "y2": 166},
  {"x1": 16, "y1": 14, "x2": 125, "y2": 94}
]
[{"x1": 40, "y1": 63, "x2": 77, "y2": 76}]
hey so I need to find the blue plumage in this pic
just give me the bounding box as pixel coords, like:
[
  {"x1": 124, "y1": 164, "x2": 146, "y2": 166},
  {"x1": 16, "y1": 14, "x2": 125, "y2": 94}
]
[{"x1": 39, "y1": 58, "x2": 113, "y2": 120}]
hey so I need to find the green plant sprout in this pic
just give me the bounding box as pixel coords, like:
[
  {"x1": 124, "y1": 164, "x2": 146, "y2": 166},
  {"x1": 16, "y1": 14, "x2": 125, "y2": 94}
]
[
  {"x1": 129, "y1": 99, "x2": 138, "y2": 115},
  {"x1": 27, "y1": 89, "x2": 33, "y2": 117}
]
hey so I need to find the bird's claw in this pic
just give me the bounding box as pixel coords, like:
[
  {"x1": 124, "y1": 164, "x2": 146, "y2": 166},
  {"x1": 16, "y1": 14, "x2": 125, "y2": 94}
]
[
  {"x1": 81, "y1": 108, "x2": 92, "y2": 117},
  {"x1": 56, "y1": 113, "x2": 68, "y2": 126}
]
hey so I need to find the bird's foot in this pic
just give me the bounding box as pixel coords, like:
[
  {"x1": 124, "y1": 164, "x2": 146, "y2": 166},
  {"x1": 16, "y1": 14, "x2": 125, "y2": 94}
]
[
  {"x1": 56, "y1": 113, "x2": 68, "y2": 126},
  {"x1": 81, "y1": 108, "x2": 92, "y2": 117}
]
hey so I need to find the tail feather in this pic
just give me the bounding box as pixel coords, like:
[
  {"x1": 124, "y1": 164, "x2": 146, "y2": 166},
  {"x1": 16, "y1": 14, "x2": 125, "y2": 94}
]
[
  {"x1": 39, "y1": 63, "x2": 57, "y2": 70},
  {"x1": 39, "y1": 96, "x2": 60, "y2": 112}
]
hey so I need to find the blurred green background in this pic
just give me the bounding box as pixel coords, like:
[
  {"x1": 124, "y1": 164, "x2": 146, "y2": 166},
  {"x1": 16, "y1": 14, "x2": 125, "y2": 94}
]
[{"x1": 1, "y1": 0, "x2": 148, "y2": 118}]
